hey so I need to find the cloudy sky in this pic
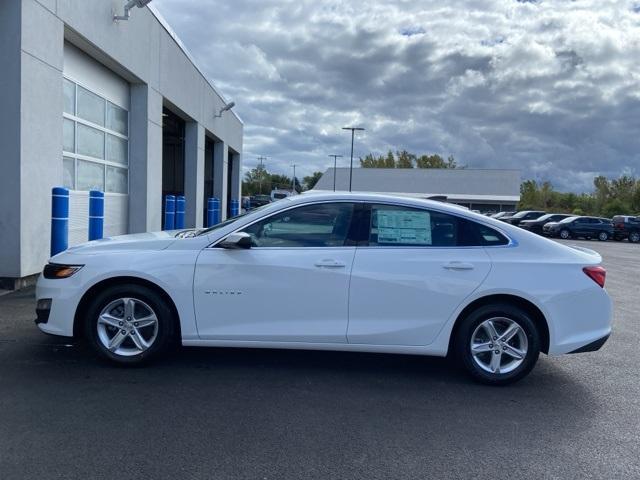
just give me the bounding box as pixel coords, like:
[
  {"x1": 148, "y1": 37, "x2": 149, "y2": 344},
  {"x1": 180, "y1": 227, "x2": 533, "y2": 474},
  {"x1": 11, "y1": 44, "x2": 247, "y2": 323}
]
[{"x1": 153, "y1": 0, "x2": 640, "y2": 192}]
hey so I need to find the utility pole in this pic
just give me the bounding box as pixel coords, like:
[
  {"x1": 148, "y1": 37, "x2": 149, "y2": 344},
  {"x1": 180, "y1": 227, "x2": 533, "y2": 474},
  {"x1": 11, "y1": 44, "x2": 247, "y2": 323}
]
[
  {"x1": 257, "y1": 156, "x2": 267, "y2": 194},
  {"x1": 328, "y1": 155, "x2": 343, "y2": 192},
  {"x1": 291, "y1": 164, "x2": 297, "y2": 193},
  {"x1": 342, "y1": 127, "x2": 365, "y2": 192}
]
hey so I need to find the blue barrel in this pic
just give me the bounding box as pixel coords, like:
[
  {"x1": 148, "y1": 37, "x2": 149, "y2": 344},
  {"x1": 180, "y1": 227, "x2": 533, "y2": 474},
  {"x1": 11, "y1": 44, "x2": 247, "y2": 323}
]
[
  {"x1": 207, "y1": 197, "x2": 220, "y2": 226},
  {"x1": 175, "y1": 195, "x2": 186, "y2": 229},
  {"x1": 51, "y1": 187, "x2": 69, "y2": 256},
  {"x1": 88, "y1": 190, "x2": 104, "y2": 241},
  {"x1": 164, "y1": 195, "x2": 175, "y2": 230},
  {"x1": 230, "y1": 199, "x2": 239, "y2": 217}
]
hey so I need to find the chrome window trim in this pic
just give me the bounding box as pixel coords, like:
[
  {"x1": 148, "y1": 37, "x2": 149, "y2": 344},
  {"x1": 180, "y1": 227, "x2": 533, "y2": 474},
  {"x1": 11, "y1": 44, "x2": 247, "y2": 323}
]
[{"x1": 206, "y1": 199, "x2": 518, "y2": 250}]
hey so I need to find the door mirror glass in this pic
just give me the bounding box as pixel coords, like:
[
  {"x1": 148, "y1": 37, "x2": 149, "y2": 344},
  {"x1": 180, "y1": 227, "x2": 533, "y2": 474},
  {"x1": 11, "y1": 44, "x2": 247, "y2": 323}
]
[{"x1": 219, "y1": 232, "x2": 252, "y2": 249}]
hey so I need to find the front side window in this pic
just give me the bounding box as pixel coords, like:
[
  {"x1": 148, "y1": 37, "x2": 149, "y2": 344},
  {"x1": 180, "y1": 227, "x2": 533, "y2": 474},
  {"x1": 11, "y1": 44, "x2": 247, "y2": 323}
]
[
  {"x1": 241, "y1": 203, "x2": 355, "y2": 247},
  {"x1": 367, "y1": 204, "x2": 508, "y2": 247}
]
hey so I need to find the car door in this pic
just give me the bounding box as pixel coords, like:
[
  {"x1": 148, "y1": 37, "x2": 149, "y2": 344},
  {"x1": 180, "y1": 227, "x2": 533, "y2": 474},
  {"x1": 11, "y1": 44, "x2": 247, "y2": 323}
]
[
  {"x1": 193, "y1": 201, "x2": 358, "y2": 343},
  {"x1": 347, "y1": 203, "x2": 494, "y2": 346},
  {"x1": 572, "y1": 218, "x2": 588, "y2": 236}
]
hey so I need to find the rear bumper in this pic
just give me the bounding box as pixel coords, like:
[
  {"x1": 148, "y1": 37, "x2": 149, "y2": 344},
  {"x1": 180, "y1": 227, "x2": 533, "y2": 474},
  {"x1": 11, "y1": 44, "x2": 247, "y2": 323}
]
[{"x1": 568, "y1": 333, "x2": 610, "y2": 353}]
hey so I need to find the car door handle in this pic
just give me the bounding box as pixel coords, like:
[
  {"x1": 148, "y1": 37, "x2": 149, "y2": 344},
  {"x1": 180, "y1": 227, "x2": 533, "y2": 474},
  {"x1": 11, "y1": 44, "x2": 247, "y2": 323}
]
[
  {"x1": 314, "y1": 259, "x2": 346, "y2": 268},
  {"x1": 443, "y1": 262, "x2": 475, "y2": 271}
]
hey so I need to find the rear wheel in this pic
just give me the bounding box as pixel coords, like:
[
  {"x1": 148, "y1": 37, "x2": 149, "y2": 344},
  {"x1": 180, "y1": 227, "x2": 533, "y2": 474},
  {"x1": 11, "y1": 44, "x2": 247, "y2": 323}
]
[
  {"x1": 559, "y1": 229, "x2": 571, "y2": 239},
  {"x1": 454, "y1": 304, "x2": 541, "y2": 385},
  {"x1": 598, "y1": 231, "x2": 609, "y2": 241},
  {"x1": 629, "y1": 231, "x2": 640, "y2": 243},
  {"x1": 84, "y1": 284, "x2": 176, "y2": 365}
]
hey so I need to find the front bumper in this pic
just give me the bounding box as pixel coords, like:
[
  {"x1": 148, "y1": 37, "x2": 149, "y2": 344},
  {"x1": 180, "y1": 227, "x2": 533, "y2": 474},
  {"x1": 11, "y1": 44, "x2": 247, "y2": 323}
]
[{"x1": 35, "y1": 275, "x2": 83, "y2": 338}]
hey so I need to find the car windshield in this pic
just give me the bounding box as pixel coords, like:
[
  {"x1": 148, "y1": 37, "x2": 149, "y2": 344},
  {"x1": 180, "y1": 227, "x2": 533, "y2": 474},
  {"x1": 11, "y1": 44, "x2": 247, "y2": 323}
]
[
  {"x1": 559, "y1": 216, "x2": 577, "y2": 223},
  {"x1": 535, "y1": 214, "x2": 555, "y2": 221}
]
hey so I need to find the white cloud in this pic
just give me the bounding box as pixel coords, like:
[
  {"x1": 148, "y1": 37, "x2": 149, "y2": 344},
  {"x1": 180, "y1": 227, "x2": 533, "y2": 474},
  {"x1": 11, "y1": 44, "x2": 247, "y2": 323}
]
[{"x1": 153, "y1": 0, "x2": 640, "y2": 191}]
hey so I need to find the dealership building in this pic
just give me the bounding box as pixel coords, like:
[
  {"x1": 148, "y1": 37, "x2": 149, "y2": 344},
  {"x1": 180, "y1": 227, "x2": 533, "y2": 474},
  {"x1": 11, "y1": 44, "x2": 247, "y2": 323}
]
[
  {"x1": 314, "y1": 168, "x2": 521, "y2": 212},
  {"x1": 0, "y1": 0, "x2": 243, "y2": 288}
]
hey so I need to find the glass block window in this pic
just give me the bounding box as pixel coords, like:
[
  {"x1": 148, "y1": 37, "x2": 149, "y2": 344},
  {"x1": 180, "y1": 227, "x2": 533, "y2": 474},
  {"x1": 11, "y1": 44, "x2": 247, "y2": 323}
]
[{"x1": 62, "y1": 77, "x2": 129, "y2": 193}]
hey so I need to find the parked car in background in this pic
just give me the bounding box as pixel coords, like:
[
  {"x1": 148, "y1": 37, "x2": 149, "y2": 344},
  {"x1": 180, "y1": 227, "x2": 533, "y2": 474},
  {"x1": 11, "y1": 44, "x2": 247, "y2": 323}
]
[
  {"x1": 490, "y1": 211, "x2": 515, "y2": 219},
  {"x1": 519, "y1": 213, "x2": 574, "y2": 235},
  {"x1": 249, "y1": 194, "x2": 272, "y2": 208},
  {"x1": 544, "y1": 216, "x2": 613, "y2": 241},
  {"x1": 500, "y1": 210, "x2": 546, "y2": 227},
  {"x1": 271, "y1": 189, "x2": 296, "y2": 201},
  {"x1": 612, "y1": 215, "x2": 640, "y2": 243}
]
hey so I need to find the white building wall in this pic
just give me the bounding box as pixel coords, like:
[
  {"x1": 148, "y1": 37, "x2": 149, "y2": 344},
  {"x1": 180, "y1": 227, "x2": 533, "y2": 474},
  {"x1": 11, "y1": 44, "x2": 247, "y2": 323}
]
[{"x1": 0, "y1": 0, "x2": 244, "y2": 283}]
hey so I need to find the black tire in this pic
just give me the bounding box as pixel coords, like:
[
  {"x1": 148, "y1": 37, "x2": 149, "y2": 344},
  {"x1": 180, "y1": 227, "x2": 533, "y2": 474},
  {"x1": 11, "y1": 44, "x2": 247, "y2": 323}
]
[
  {"x1": 83, "y1": 283, "x2": 176, "y2": 365},
  {"x1": 454, "y1": 303, "x2": 541, "y2": 386},
  {"x1": 598, "y1": 231, "x2": 609, "y2": 241},
  {"x1": 629, "y1": 231, "x2": 640, "y2": 243},
  {"x1": 559, "y1": 229, "x2": 571, "y2": 239}
]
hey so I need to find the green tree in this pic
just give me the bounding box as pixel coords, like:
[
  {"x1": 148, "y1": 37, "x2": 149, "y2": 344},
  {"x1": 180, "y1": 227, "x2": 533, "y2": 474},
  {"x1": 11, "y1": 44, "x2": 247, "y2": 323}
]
[
  {"x1": 395, "y1": 150, "x2": 415, "y2": 168},
  {"x1": 303, "y1": 171, "x2": 323, "y2": 190}
]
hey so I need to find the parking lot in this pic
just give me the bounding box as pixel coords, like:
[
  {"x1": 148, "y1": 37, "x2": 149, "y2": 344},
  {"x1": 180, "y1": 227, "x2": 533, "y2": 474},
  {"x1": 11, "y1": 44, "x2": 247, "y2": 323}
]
[{"x1": 0, "y1": 239, "x2": 638, "y2": 480}]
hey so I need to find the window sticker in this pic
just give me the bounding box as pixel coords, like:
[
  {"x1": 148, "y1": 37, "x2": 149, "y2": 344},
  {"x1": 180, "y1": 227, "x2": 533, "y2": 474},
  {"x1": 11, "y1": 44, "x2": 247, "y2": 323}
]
[{"x1": 375, "y1": 210, "x2": 432, "y2": 245}]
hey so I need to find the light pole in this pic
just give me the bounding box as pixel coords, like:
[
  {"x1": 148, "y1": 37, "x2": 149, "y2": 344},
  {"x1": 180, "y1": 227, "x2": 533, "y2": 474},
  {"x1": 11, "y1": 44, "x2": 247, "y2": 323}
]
[
  {"x1": 328, "y1": 155, "x2": 343, "y2": 191},
  {"x1": 342, "y1": 127, "x2": 365, "y2": 192},
  {"x1": 291, "y1": 164, "x2": 297, "y2": 193},
  {"x1": 257, "y1": 156, "x2": 267, "y2": 194}
]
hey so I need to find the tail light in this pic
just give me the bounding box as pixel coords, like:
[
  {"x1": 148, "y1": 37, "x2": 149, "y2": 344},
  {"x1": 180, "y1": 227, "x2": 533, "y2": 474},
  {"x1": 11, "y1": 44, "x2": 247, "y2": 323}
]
[{"x1": 583, "y1": 266, "x2": 606, "y2": 288}]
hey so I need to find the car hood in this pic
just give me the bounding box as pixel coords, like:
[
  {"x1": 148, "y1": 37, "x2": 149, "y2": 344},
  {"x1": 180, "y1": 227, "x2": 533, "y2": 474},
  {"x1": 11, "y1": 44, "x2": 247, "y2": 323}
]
[{"x1": 61, "y1": 230, "x2": 185, "y2": 256}]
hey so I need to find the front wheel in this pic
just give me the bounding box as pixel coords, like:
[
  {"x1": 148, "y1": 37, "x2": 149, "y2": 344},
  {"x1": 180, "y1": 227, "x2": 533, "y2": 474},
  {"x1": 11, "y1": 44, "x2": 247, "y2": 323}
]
[
  {"x1": 598, "y1": 231, "x2": 609, "y2": 241},
  {"x1": 559, "y1": 229, "x2": 571, "y2": 239},
  {"x1": 84, "y1": 284, "x2": 176, "y2": 365},
  {"x1": 629, "y1": 231, "x2": 640, "y2": 243},
  {"x1": 454, "y1": 304, "x2": 541, "y2": 385}
]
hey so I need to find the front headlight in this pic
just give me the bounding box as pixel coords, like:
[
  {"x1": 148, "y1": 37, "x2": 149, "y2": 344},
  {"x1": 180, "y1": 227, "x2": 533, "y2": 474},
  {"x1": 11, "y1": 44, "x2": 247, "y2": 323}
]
[{"x1": 42, "y1": 263, "x2": 84, "y2": 279}]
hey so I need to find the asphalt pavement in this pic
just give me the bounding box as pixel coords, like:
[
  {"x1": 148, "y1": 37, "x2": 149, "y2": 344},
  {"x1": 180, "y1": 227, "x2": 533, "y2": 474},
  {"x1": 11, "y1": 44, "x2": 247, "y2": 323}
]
[{"x1": 0, "y1": 240, "x2": 638, "y2": 479}]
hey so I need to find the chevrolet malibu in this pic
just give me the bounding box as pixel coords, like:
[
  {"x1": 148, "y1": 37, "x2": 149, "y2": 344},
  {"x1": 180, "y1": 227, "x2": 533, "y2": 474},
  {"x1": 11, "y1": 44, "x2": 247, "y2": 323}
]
[{"x1": 36, "y1": 193, "x2": 612, "y2": 385}]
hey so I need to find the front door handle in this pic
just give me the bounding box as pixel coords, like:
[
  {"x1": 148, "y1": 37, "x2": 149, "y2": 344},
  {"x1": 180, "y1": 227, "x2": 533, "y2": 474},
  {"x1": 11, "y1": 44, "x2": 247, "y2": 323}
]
[
  {"x1": 315, "y1": 259, "x2": 346, "y2": 268},
  {"x1": 443, "y1": 261, "x2": 474, "y2": 271}
]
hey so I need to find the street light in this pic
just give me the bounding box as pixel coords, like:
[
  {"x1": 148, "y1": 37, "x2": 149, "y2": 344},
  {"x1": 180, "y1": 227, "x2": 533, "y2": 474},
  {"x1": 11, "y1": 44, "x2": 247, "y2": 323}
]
[
  {"x1": 342, "y1": 127, "x2": 365, "y2": 192},
  {"x1": 328, "y1": 155, "x2": 343, "y2": 192},
  {"x1": 214, "y1": 101, "x2": 236, "y2": 118},
  {"x1": 291, "y1": 164, "x2": 298, "y2": 193},
  {"x1": 113, "y1": 0, "x2": 153, "y2": 21},
  {"x1": 257, "y1": 156, "x2": 267, "y2": 194}
]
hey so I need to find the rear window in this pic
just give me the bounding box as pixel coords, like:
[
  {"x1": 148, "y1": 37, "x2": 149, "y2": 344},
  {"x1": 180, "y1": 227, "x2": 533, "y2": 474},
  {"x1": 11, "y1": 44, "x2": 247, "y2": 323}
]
[{"x1": 367, "y1": 204, "x2": 509, "y2": 247}]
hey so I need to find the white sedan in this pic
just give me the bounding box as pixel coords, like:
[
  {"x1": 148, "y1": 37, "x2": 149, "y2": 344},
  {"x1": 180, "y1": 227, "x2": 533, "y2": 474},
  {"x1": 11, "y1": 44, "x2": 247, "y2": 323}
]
[{"x1": 36, "y1": 193, "x2": 612, "y2": 385}]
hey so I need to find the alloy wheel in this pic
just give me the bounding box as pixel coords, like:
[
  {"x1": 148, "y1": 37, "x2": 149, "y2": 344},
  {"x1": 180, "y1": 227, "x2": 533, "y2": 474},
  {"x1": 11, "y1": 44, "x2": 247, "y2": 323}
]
[
  {"x1": 97, "y1": 297, "x2": 159, "y2": 357},
  {"x1": 470, "y1": 317, "x2": 528, "y2": 375},
  {"x1": 630, "y1": 232, "x2": 640, "y2": 243},
  {"x1": 598, "y1": 231, "x2": 608, "y2": 241},
  {"x1": 560, "y1": 230, "x2": 570, "y2": 239}
]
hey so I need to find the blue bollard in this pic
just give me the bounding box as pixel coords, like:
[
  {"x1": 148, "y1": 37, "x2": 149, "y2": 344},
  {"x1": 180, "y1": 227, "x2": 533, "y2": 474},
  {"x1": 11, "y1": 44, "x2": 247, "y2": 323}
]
[
  {"x1": 51, "y1": 187, "x2": 69, "y2": 256},
  {"x1": 164, "y1": 195, "x2": 175, "y2": 230},
  {"x1": 230, "y1": 199, "x2": 239, "y2": 217},
  {"x1": 207, "y1": 197, "x2": 220, "y2": 227},
  {"x1": 88, "y1": 190, "x2": 104, "y2": 241},
  {"x1": 206, "y1": 198, "x2": 215, "y2": 227},
  {"x1": 175, "y1": 195, "x2": 185, "y2": 229}
]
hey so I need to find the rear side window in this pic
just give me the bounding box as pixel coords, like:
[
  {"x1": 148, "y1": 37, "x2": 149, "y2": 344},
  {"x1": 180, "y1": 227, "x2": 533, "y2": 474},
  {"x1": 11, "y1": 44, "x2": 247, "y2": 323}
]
[{"x1": 367, "y1": 204, "x2": 509, "y2": 247}]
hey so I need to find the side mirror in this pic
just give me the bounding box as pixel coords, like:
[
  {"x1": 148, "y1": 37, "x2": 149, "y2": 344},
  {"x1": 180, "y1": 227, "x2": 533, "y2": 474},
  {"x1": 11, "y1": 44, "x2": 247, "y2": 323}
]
[{"x1": 219, "y1": 232, "x2": 252, "y2": 249}]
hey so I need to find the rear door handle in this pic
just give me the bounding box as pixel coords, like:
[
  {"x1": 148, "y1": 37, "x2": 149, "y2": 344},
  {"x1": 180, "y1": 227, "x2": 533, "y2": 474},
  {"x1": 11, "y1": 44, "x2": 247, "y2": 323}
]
[
  {"x1": 315, "y1": 259, "x2": 346, "y2": 268},
  {"x1": 443, "y1": 262, "x2": 474, "y2": 271}
]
